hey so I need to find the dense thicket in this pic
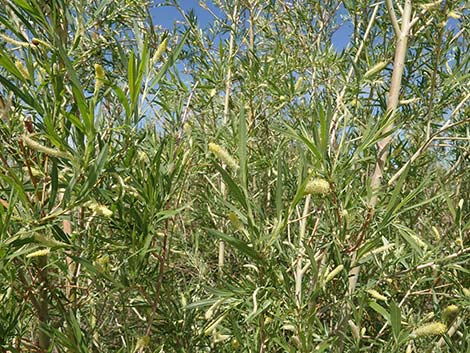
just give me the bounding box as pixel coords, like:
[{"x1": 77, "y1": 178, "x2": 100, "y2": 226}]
[{"x1": 0, "y1": 0, "x2": 469, "y2": 352}]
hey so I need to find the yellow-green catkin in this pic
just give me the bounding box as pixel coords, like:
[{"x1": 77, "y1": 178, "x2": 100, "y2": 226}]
[
  {"x1": 204, "y1": 313, "x2": 227, "y2": 335},
  {"x1": 95, "y1": 255, "x2": 110, "y2": 272},
  {"x1": 448, "y1": 11, "x2": 461, "y2": 19},
  {"x1": 211, "y1": 331, "x2": 230, "y2": 343},
  {"x1": 26, "y1": 248, "x2": 50, "y2": 258},
  {"x1": 463, "y1": 288, "x2": 470, "y2": 297},
  {"x1": 366, "y1": 289, "x2": 388, "y2": 302},
  {"x1": 152, "y1": 37, "x2": 169, "y2": 63},
  {"x1": 15, "y1": 60, "x2": 30, "y2": 80},
  {"x1": 94, "y1": 205, "x2": 113, "y2": 217},
  {"x1": 360, "y1": 244, "x2": 395, "y2": 260},
  {"x1": 324, "y1": 264, "x2": 344, "y2": 285},
  {"x1": 294, "y1": 77, "x2": 303, "y2": 92},
  {"x1": 228, "y1": 212, "x2": 243, "y2": 230},
  {"x1": 442, "y1": 305, "x2": 459, "y2": 323},
  {"x1": 364, "y1": 61, "x2": 388, "y2": 79},
  {"x1": 305, "y1": 178, "x2": 330, "y2": 195},
  {"x1": 350, "y1": 98, "x2": 361, "y2": 107},
  {"x1": 204, "y1": 299, "x2": 223, "y2": 320},
  {"x1": 31, "y1": 38, "x2": 50, "y2": 48},
  {"x1": 34, "y1": 234, "x2": 67, "y2": 247},
  {"x1": 94, "y1": 63, "x2": 106, "y2": 92},
  {"x1": 411, "y1": 321, "x2": 447, "y2": 338},
  {"x1": 85, "y1": 200, "x2": 113, "y2": 217},
  {"x1": 231, "y1": 338, "x2": 240, "y2": 349},
  {"x1": 348, "y1": 320, "x2": 361, "y2": 340},
  {"x1": 400, "y1": 97, "x2": 419, "y2": 105},
  {"x1": 21, "y1": 135, "x2": 70, "y2": 159},
  {"x1": 208, "y1": 143, "x2": 239, "y2": 170},
  {"x1": 420, "y1": 0, "x2": 442, "y2": 10},
  {"x1": 0, "y1": 33, "x2": 30, "y2": 47},
  {"x1": 136, "y1": 336, "x2": 150, "y2": 349},
  {"x1": 23, "y1": 166, "x2": 43, "y2": 177}
]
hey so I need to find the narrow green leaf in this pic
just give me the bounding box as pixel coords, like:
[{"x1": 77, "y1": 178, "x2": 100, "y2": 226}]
[
  {"x1": 369, "y1": 301, "x2": 390, "y2": 322},
  {"x1": 239, "y1": 105, "x2": 247, "y2": 189},
  {"x1": 207, "y1": 228, "x2": 262, "y2": 262},
  {"x1": 381, "y1": 165, "x2": 410, "y2": 227},
  {"x1": 47, "y1": 159, "x2": 59, "y2": 211},
  {"x1": 153, "y1": 31, "x2": 189, "y2": 84},
  {"x1": 56, "y1": 45, "x2": 93, "y2": 134},
  {"x1": 214, "y1": 163, "x2": 248, "y2": 211},
  {"x1": 282, "y1": 124, "x2": 322, "y2": 162},
  {"x1": 275, "y1": 155, "x2": 283, "y2": 218},
  {"x1": 390, "y1": 301, "x2": 401, "y2": 340},
  {"x1": 79, "y1": 143, "x2": 109, "y2": 199}
]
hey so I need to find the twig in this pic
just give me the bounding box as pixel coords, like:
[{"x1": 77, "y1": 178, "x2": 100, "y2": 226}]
[
  {"x1": 386, "y1": 0, "x2": 401, "y2": 36},
  {"x1": 330, "y1": 3, "x2": 380, "y2": 149},
  {"x1": 218, "y1": 3, "x2": 239, "y2": 277},
  {"x1": 436, "y1": 318, "x2": 463, "y2": 348},
  {"x1": 294, "y1": 194, "x2": 311, "y2": 308},
  {"x1": 388, "y1": 118, "x2": 470, "y2": 185},
  {"x1": 394, "y1": 247, "x2": 470, "y2": 276},
  {"x1": 137, "y1": 218, "x2": 170, "y2": 353}
]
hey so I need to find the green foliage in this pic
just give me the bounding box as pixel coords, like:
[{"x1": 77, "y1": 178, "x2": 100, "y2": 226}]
[{"x1": 1, "y1": 0, "x2": 469, "y2": 352}]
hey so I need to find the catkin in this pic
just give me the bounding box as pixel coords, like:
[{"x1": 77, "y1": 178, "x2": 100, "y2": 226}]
[
  {"x1": 0, "y1": 33, "x2": 30, "y2": 47},
  {"x1": 364, "y1": 61, "x2": 388, "y2": 79},
  {"x1": 26, "y1": 248, "x2": 50, "y2": 258},
  {"x1": 228, "y1": 212, "x2": 243, "y2": 230},
  {"x1": 442, "y1": 305, "x2": 459, "y2": 323},
  {"x1": 348, "y1": 320, "x2": 361, "y2": 340},
  {"x1": 94, "y1": 64, "x2": 106, "y2": 91},
  {"x1": 152, "y1": 37, "x2": 169, "y2": 63},
  {"x1": 324, "y1": 265, "x2": 344, "y2": 285},
  {"x1": 15, "y1": 60, "x2": 30, "y2": 80},
  {"x1": 305, "y1": 178, "x2": 330, "y2": 195},
  {"x1": 294, "y1": 77, "x2": 303, "y2": 92},
  {"x1": 208, "y1": 143, "x2": 239, "y2": 170},
  {"x1": 411, "y1": 322, "x2": 447, "y2": 338},
  {"x1": 21, "y1": 135, "x2": 70, "y2": 159},
  {"x1": 85, "y1": 201, "x2": 113, "y2": 217},
  {"x1": 366, "y1": 289, "x2": 388, "y2": 302}
]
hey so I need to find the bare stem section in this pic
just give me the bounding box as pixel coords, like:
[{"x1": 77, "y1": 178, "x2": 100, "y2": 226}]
[
  {"x1": 36, "y1": 256, "x2": 50, "y2": 351},
  {"x1": 219, "y1": 4, "x2": 239, "y2": 276},
  {"x1": 349, "y1": 0, "x2": 413, "y2": 294},
  {"x1": 295, "y1": 194, "x2": 311, "y2": 308},
  {"x1": 369, "y1": 0, "x2": 412, "y2": 208}
]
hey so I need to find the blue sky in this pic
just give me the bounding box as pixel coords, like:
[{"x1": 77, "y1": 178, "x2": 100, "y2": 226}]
[{"x1": 151, "y1": 1, "x2": 353, "y2": 51}]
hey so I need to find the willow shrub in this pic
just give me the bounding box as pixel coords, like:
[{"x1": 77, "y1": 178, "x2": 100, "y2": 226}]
[{"x1": 1, "y1": 0, "x2": 470, "y2": 352}]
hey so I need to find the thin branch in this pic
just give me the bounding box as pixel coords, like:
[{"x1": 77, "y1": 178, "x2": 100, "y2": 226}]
[
  {"x1": 388, "y1": 117, "x2": 470, "y2": 185},
  {"x1": 218, "y1": 4, "x2": 239, "y2": 277},
  {"x1": 409, "y1": 1, "x2": 444, "y2": 29},
  {"x1": 294, "y1": 194, "x2": 311, "y2": 308},
  {"x1": 330, "y1": 3, "x2": 380, "y2": 148},
  {"x1": 369, "y1": 0, "x2": 412, "y2": 208},
  {"x1": 394, "y1": 247, "x2": 470, "y2": 276},
  {"x1": 386, "y1": 0, "x2": 401, "y2": 36},
  {"x1": 437, "y1": 318, "x2": 464, "y2": 348},
  {"x1": 348, "y1": 0, "x2": 413, "y2": 301}
]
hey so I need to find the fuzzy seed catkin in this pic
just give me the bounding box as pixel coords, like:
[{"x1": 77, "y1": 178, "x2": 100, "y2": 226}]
[
  {"x1": 26, "y1": 248, "x2": 50, "y2": 258},
  {"x1": 411, "y1": 322, "x2": 447, "y2": 338},
  {"x1": 208, "y1": 143, "x2": 239, "y2": 170},
  {"x1": 442, "y1": 305, "x2": 459, "y2": 323},
  {"x1": 305, "y1": 178, "x2": 330, "y2": 195},
  {"x1": 366, "y1": 289, "x2": 388, "y2": 302},
  {"x1": 21, "y1": 135, "x2": 70, "y2": 159}
]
